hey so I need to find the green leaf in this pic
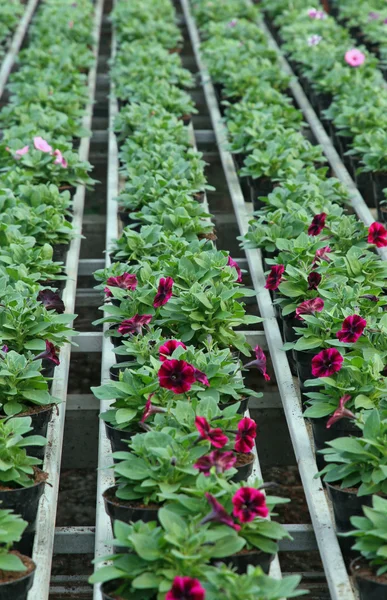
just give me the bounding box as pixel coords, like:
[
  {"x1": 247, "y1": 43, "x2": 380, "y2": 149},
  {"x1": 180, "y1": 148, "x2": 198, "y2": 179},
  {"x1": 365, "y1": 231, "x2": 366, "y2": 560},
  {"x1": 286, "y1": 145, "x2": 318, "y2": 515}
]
[
  {"x1": 0, "y1": 553, "x2": 26, "y2": 572},
  {"x1": 132, "y1": 572, "x2": 160, "y2": 589}
]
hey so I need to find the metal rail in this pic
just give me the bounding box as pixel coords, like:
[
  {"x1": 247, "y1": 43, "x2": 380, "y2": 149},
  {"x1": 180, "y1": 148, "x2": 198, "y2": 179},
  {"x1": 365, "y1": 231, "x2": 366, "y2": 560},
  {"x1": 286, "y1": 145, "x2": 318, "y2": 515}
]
[
  {"x1": 180, "y1": 0, "x2": 356, "y2": 598},
  {"x1": 0, "y1": 0, "x2": 39, "y2": 98},
  {"x1": 27, "y1": 0, "x2": 105, "y2": 597}
]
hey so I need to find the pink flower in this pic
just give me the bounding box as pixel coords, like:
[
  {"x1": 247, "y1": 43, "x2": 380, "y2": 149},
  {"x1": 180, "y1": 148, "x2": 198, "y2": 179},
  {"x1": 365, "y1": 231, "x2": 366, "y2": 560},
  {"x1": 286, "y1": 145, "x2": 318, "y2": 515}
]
[
  {"x1": 159, "y1": 340, "x2": 187, "y2": 362},
  {"x1": 265, "y1": 265, "x2": 285, "y2": 290},
  {"x1": 53, "y1": 149, "x2": 68, "y2": 168},
  {"x1": 153, "y1": 277, "x2": 174, "y2": 307},
  {"x1": 308, "y1": 8, "x2": 326, "y2": 19},
  {"x1": 194, "y1": 450, "x2": 236, "y2": 476},
  {"x1": 368, "y1": 222, "x2": 387, "y2": 247},
  {"x1": 166, "y1": 577, "x2": 206, "y2": 600},
  {"x1": 33, "y1": 136, "x2": 53, "y2": 153},
  {"x1": 313, "y1": 246, "x2": 331, "y2": 266},
  {"x1": 140, "y1": 394, "x2": 166, "y2": 423},
  {"x1": 345, "y1": 49, "x2": 365, "y2": 67},
  {"x1": 37, "y1": 289, "x2": 65, "y2": 314},
  {"x1": 311, "y1": 348, "x2": 343, "y2": 378},
  {"x1": 104, "y1": 273, "x2": 138, "y2": 297},
  {"x1": 117, "y1": 314, "x2": 152, "y2": 335},
  {"x1": 195, "y1": 416, "x2": 228, "y2": 449},
  {"x1": 326, "y1": 394, "x2": 355, "y2": 429},
  {"x1": 232, "y1": 487, "x2": 269, "y2": 522},
  {"x1": 308, "y1": 271, "x2": 321, "y2": 290},
  {"x1": 158, "y1": 359, "x2": 196, "y2": 394},
  {"x1": 14, "y1": 145, "x2": 29, "y2": 159},
  {"x1": 296, "y1": 297, "x2": 324, "y2": 320},
  {"x1": 234, "y1": 417, "x2": 257, "y2": 453},
  {"x1": 1, "y1": 346, "x2": 8, "y2": 353},
  {"x1": 194, "y1": 368, "x2": 210, "y2": 386},
  {"x1": 244, "y1": 346, "x2": 270, "y2": 381},
  {"x1": 368, "y1": 12, "x2": 380, "y2": 20},
  {"x1": 68, "y1": 20, "x2": 74, "y2": 28},
  {"x1": 227, "y1": 256, "x2": 242, "y2": 283},
  {"x1": 308, "y1": 213, "x2": 327, "y2": 236},
  {"x1": 308, "y1": 34, "x2": 322, "y2": 46},
  {"x1": 201, "y1": 493, "x2": 240, "y2": 531},
  {"x1": 33, "y1": 340, "x2": 60, "y2": 365},
  {"x1": 227, "y1": 19, "x2": 238, "y2": 27},
  {"x1": 337, "y1": 315, "x2": 367, "y2": 343}
]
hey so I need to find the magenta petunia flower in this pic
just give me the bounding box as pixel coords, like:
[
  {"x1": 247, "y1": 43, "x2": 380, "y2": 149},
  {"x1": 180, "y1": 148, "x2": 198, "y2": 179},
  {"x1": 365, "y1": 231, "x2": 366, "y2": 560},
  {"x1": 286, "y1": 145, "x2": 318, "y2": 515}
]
[
  {"x1": 33, "y1": 136, "x2": 53, "y2": 153},
  {"x1": 158, "y1": 359, "x2": 196, "y2": 394},
  {"x1": 153, "y1": 277, "x2": 174, "y2": 308},
  {"x1": 227, "y1": 19, "x2": 238, "y2": 27},
  {"x1": 195, "y1": 416, "x2": 228, "y2": 448},
  {"x1": 194, "y1": 450, "x2": 236, "y2": 476},
  {"x1": 232, "y1": 487, "x2": 269, "y2": 522},
  {"x1": 336, "y1": 314, "x2": 366, "y2": 343},
  {"x1": 140, "y1": 393, "x2": 166, "y2": 423},
  {"x1": 53, "y1": 149, "x2": 68, "y2": 168},
  {"x1": 159, "y1": 340, "x2": 187, "y2": 362},
  {"x1": 345, "y1": 49, "x2": 365, "y2": 67},
  {"x1": 14, "y1": 145, "x2": 29, "y2": 159},
  {"x1": 244, "y1": 346, "x2": 270, "y2": 381},
  {"x1": 326, "y1": 394, "x2": 355, "y2": 429},
  {"x1": 308, "y1": 8, "x2": 326, "y2": 19},
  {"x1": 201, "y1": 493, "x2": 240, "y2": 531},
  {"x1": 308, "y1": 213, "x2": 327, "y2": 236},
  {"x1": 313, "y1": 245, "x2": 331, "y2": 266},
  {"x1": 307, "y1": 271, "x2": 321, "y2": 290},
  {"x1": 1, "y1": 345, "x2": 8, "y2": 353},
  {"x1": 368, "y1": 11, "x2": 380, "y2": 20},
  {"x1": 308, "y1": 34, "x2": 322, "y2": 46},
  {"x1": 227, "y1": 256, "x2": 242, "y2": 283},
  {"x1": 311, "y1": 348, "x2": 343, "y2": 378},
  {"x1": 37, "y1": 289, "x2": 65, "y2": 314},
  {"x1": 265, "y1": 265, "x2": 285, "y2": 290},
  {"x1": 166, "y1": 576, "x2": 206, "y2": 600},
  {"x1": 33, "y1": 340, "x2": 60, "y2": 365},
  {"x1": 234, "y1": 417, "x2": 257, "y2": 453},
  {"x1": 368, "y1": 222, "x2": 387, "y2": 247},
  {"x1": 104, "y1": 273, "x2": 138, "y2": 297},
  {"x1": 296, "y1": 297, "x2": 324, "y2": 320},
  {"x1": 194, "y1": 368, "x2": 210, "y2": 387},
  {"x1": 117, "y1": 314, "x2": 152, "y2": 336}
]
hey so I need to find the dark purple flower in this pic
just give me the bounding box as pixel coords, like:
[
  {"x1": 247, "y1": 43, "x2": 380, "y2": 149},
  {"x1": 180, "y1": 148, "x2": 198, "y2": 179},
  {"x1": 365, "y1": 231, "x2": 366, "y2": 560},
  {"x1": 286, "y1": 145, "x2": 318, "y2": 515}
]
[
  {"x1": 1, "y1": 345, "x2": 8, "y2": 354},
  {"x1": 311, "y1": 348, "x2": 343, "y2": 378},
  {"x1": 195, "y1": 416, "x2": 228, "y2": 449},
  {"x1": 194, "y1": 450, "x2": 236, "y2": 476},
  {"x1": 296, "y1": 297, "x2": 324, "y2": 320},
  {"x1": 368, "y1": 222, "x2": 387, "y2": 247},
  {"x1": 244, "y1": 346, "x2": 270, "y2": 381},
  {"x1": 153, "y1": 277, "x2": 174, "y2": 308},
  {"x1": 194, "y1": 368, "x2": 209, "y2": 386},
  {"x1": 308, "y1": 272, "x2": 321, "y2": 290},
  {"x1": 201, "y1": 493, "x2": 240, "y2": 530},
  {"x1": 308, "y1": 213, "x2": 327, "y2": 236},
  {"x1": 234, "y1": 417, "x2": 257, "y2": 453},
  {"x1": 368, "y1": 11, "x2": 380, "y2": 20},
  {"x1": 104, "y1": 273, "x2": 138, "y2": 297},
  {"x1": 313, "y1": 246, "x2": 331, "y2": 266},
  {"x1": 37, "y1": 289, "x2": 65, "y2": 314},
  {"x1": 117, "y1": 314, "x2": 152, "y2": 336},
  {"x1": 232, "y1": 487, "x2": 268, "y2": 522},
  {"x1": 158, "y1": 359, "x2": 196, "y2": 394},
  {"x1": 33, "y1": 340, "x2": 60, "y2": 365},
  {"x1": 159, "y1": 340, "x2": 187, "y2": 362},
  {"x1": 166, "y1": 577, "x2": 206, "y2": 600},
  {"x1": 360, "y1": 295, "x2": 379, "y2": 302},
  {"x1": 326, "y1": 394, "x2": 355, "y2": 429},
  {"x1": 337, "y1": 315, "x2": 367, "y2": 343},
  {"x1": 227, "y1": 256, "x2": 242, "y2": 283},
  {"x1": 264, "y1": 265, "x2": 285, "y2": 290}
]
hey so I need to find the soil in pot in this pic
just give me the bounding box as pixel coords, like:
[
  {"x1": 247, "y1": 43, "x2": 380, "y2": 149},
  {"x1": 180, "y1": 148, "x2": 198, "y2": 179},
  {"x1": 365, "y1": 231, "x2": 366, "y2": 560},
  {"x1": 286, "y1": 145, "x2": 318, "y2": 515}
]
[
  {"x1": 221, "y1": 548, "x2": 274, "y2": 574},
  {"x1": 351, "y1": 557, "x2": 387, "y2": 600},
  {"x1": 104, "y1": 485, "x2": 160, "y2": 526},
  {"x1": 232, "y1": 452, "x2": 254, "y2": 482},
  {"x1": 325, "y1": 482, "x2": 372, "y2": 533},
  {"x1": 104, "y1": 422, "x2": 133, "y2": 454},
  {"x1": 0, "y1": 552, "x2": 35, "y2": 600}
]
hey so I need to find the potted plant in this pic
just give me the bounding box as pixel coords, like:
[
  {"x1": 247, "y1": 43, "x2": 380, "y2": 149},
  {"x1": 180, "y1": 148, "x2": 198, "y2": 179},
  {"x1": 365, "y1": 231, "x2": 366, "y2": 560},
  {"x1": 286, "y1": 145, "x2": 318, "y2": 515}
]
[{"x1": 0, "y1": 507, "x2": 35, "y2": 600}]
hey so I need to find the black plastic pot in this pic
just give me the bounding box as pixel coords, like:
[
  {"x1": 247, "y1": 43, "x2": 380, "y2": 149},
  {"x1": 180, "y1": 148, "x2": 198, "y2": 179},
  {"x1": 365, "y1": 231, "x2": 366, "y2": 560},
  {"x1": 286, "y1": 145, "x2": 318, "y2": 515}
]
[
  {"x1": 108, "y1": 325, "x2": 123, "y2": 349},
  {"x1": 104, "y1": 423, "x2": 133, "y2": 454},
  {"x1": 249, "y1": 177, "x2": 275, "y2": 209},
  {"x1": 225, "y1": 550, "x2": 274, "y2": 574},
  {"x1": 117, "y1": 210, "x2": 130, "y2": 228},
  {"x1": 0, "y1": 560, "x2": 36, "y2": 600},
  {"x1": 52, "y1": 244, "x2": 68, "y2": 264},
  {"x1": 325, "y1": 482, "x2": 372, "y2": 533},
  {"x1": 21, "y1": 405, "x2": 53, "y2": 459},
  {"x1": 351, "y1": 557, "x2": 387, "y2": 600},
  {"x1": 372, "y1": 173, "x2": 387, "y2": 222},
  {"x1": 261, "y1": 248, "x2": 279, "y2": 272},
  {"x1": 310, "y1": 416, "x2": 359, "y2": 457},
  {"x1": 104, "y1": 486, "x2": 160, "y2": 525},
  {"x1": 109, "y1": 366, "x2": 121, "y2": 381},
  {"x1": 232, "y1": 453, "x2": 254, "y2": 483},
  {"x1": 293, "y1": 349, "x2": 316, "y2": 386},
  {"x1": 355, "y1": 171, "x2": 375, "y2": 209},
  {"x1": 41, "y1": 359, "x2": 56, "y2": 380}
]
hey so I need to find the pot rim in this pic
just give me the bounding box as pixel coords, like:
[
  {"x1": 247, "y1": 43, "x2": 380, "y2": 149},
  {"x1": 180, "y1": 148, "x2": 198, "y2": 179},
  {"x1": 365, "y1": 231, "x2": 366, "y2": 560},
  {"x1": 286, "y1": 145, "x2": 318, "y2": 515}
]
[
  {"x1": 0, "y1": 469, "x2": 47, "y2": 494},
  {"x1": 103, "y1": 485, "x2": 160, "y2": 512},
  {"x1": 0, "y1": 560, "x2": 36, "y2": 587},
  {"x1": 350, "y1": 556, "x2": 387, "y2": 587}
]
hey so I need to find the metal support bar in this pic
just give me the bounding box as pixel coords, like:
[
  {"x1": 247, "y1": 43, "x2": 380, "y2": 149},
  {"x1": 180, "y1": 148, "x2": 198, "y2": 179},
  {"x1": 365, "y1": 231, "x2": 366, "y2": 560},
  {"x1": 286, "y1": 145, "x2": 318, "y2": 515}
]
[
  {"x1": 78, "y1": 258, "x2": 105, "y2": 275},
  {"x1": 179, "y1": 0, "x2": 355, "y2": 597},
  {"x1": 28, "y1": 0, "x2": 105, "y2": 597}
]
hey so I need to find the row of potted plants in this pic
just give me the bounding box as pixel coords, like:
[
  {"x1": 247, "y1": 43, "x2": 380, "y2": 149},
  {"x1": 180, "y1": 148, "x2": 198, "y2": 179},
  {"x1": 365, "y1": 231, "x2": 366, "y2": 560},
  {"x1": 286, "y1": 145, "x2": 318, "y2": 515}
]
[
  {"x1": 88, "y1": 0, "x2": 306, "y2": 598},
  {"x1": 0, "y1": 0, "x2": 97, "y2": 596},
  {"x1": 0, "y1": 0, "x2": 23, "y2": 59},
  {"x1": 260, "y1": 0, "x2": 387, "y2": 220},
  {"x1": 190, "y1": 0, "x2": 387, "y2": 597}
]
